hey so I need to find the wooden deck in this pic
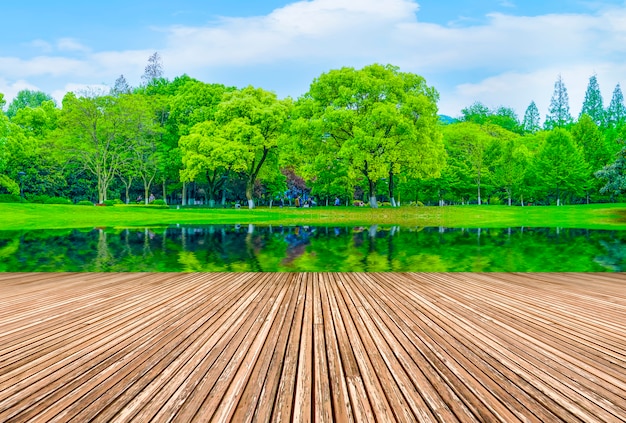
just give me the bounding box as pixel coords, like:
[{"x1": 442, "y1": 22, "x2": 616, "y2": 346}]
[{"x1": 0, "y1": 272, "x2": 625, "y2": 422}]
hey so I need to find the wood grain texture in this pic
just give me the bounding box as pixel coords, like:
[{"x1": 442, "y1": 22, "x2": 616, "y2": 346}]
[{"x1": 0, "y1": 272, "x2": 624, "y2": 422}]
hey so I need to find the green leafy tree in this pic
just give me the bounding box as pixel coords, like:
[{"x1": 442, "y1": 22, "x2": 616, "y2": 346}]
[
  {"x1": 491, "y1": 137, "x2": 530, "y2": 206},
  {"x1": 294, "y1": 64, "x2": 444, "y2": 208},
  {"x1": 6, "y1": 89, "x2": 55, "y2": 119},
  {"x1": 0, "y1": 114, "x2": 20, "y2": 194},
  {"x1": 580, "y1": 74, "x2": 604, "y2": 126},
  {"x1": 460, "y1": 102, "x2": 490, "y2": 124},
  {"x1": 534, "y1": 128, "x2": 588, "y2": 205},
  {"x1": 544, "y1": 75, "x2": 572, "y2": 130},
  {"x1": 596, "y1": 145, "x2": 626, "y2": 197},
  {"x1": 443, "y1": 122, "x2": 493, "y2": 205},
  {"x1": 606, "y1": 83, "x2": 626, "y2": 128},
  {"x1": 59, "y1": 92, "x2": 157, "y2": 203},
  {"x1": 522, "y1": 101, "x2": 540, "y2": 133},
  {"x1": 571, "y1": 114, "x2": 611, "y2": 203}
]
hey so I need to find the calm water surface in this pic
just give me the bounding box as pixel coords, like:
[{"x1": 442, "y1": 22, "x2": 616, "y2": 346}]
[{"x1": 1, "y1": 225, "x2": 625, "y2": 272}]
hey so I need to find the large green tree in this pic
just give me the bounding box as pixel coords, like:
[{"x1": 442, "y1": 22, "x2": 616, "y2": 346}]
[
  {"x1": 181, "y1": 86, "x2": 291, "y2": 208},
  {"x1": 60, "y1": 92, "x2": 157, "y2": 203},
  {"x1": 533, "y1": 128, "x2": 588, "y2": 205},
  {"x1": 294, "y1": 64, "x2": 444, "y2": 208}
]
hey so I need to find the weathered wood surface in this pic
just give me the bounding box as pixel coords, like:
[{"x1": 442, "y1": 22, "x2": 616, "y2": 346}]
[{"x1": 0, "y1": 272, "x2": 625, "y2": 422}]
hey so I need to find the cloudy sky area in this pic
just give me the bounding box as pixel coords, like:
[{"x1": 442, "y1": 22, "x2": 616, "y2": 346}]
[{"x1": 2, "y1": 0, "x2": 626, "y2": 120}]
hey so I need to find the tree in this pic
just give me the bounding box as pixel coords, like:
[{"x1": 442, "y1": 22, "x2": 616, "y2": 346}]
[
  {"x1": 533, "y1": 128, "x2": 588, "y2": 205},
  {"x1": 6, "y1": 89, "x2": 55, "y2": 119},
  {"x1": 544, "y1": 75, "x2": 572, "y2": 130},
  {"x1": 181, "y1": 86, "x2": 291, "y2": 208},
  {"x1": 491, "y1": 137, "x2": 529, "y2": 206},
  {"x1": 572, "y1": 114, "x2": 612, "y2": 203},
  {"x1": 59, "y1": 92, "x2": 157, "y2": 203},
  {"x1": 580, "y1": 74, "x2": 604, "y2": 126},
  {"x1": 141, "y1": 52, "x2": 164, "y2": 85},
  {"x1": 606, "y1": 83, "x2": 626, "y2": 128},
  {"x1": 294, "y1": 64, "x2": 445, "y2": 208},
  {"x1": 443, "y1": 122, "x2": 492, "y2": 205},
  {"x1": 0, "y1": 114, "x2": 20, "y2": 194},
  {"x1": 522, "y1": 101, "x2": 541, "y2": 133},
  {"x1": 111, "y1": 75, "x2": 131, "y2": 96},
  {"x1": 460, "y1": 102, "x2": 490, "y2": 124},
  {"x1": 596, "y1": 145, "x2": 626, "y2": 197}
]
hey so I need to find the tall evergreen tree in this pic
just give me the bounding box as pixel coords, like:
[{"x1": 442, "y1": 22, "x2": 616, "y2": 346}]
[
  {"x1": 544, "y1": 75, "x2": 572, "y2": 130},
  {"x1": 606, "y1": 83, "x2": 626, "y2": 128},
  {"x1": 580, "y1": 74, "x2": 604, "y2": 126},
  {"x1": 522, "y1": 101, "x2": 540, "y2": 133}
]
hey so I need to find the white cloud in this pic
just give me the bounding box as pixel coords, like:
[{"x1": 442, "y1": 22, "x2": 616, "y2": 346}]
[
  {"x1": 3, "y1": 0, "x2": 626, "y2": 118},
  {"x1": 57, "y1": 38, "x2": 91, "y2": 53},
  {"x1": 0, "y1": 78, "x2": 40, "y2": 108},
  {"x1": 50, "y1": 83, "x2": 110, "y2": 105}
]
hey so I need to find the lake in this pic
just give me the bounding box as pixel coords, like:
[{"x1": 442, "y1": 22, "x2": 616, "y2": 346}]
[{"x1": 1, "y1": 224, "x2": 625, "y2": 272}]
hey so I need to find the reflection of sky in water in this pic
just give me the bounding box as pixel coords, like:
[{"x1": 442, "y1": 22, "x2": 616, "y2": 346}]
[{"x1": 1, "y1": 225, "x2": 625, "y2": 272}]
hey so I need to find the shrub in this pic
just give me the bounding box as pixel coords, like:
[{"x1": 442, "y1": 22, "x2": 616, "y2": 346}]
[
  {"x1": 77, "y1": 200, "x2": 94, "y2": 206},
  {"x1": 103, "y1": 200, "x2": 115, "y2": 206},
  {"x1": 113, "y1": 199, "x2": 124, "y2": 205},
  {"x1": 489, "y1": 196, "x2": 503, "y2": 206},
  {"x1": 380, "y1": 202, "x2": 391, "y2": 207},
  {"x1": 0, "y1": 194, "x2": 21, "y2": 203},
  {"x1": 44, "y1": 197, "x2": 72, "y2": 205},
  {"x1": 151, "y1": 199, "x2": 166, "y2": 206}
]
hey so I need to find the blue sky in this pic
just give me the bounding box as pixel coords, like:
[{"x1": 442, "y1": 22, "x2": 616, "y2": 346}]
[{"x1": 2, "y1": 0, "x2": 625, "y2": 119}]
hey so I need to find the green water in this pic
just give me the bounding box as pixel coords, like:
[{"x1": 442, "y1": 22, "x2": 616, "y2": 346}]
[{"x1": 1, "y1": 225, "x2": 625, "y2": 272}]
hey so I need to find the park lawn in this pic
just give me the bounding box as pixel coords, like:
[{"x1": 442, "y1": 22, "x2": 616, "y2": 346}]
[{"x1": 1, "y1": 203, "x2": 626, "y2": 230}]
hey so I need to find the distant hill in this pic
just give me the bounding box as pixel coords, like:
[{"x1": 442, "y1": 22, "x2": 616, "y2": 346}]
[{"x1": 438, "y1": 115, "x2": 458, "y2": 125}]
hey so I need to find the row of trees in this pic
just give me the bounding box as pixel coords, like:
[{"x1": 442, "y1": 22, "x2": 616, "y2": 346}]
[{"x1": 1, "y1": 57, "x2": 626, "y2": 208}]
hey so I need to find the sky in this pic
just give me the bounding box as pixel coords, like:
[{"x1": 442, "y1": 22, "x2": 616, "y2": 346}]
[{"x1": 2, "y1": 0, "x2": 626, "y2": 120}]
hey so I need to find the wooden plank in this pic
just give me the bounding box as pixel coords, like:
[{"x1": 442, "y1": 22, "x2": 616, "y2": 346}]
[{"x1": 0, "y1": 272, "x2": 624, "y2": 423}]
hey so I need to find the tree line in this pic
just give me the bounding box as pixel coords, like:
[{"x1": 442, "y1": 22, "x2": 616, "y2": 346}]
[{"x1": 1, "y1": 55, "x2": 626, "y2": 208}]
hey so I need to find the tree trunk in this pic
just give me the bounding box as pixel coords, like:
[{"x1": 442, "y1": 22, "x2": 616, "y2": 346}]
[
  {"x1": 388, "y1": 170, "x2": 396, "y2": 207},
  {"x1": 182, "y1": 181, "x2": 186, "y2": 206},
  {"x1": 477, "y1": 181, "x2": 481, "y2": 205},
  {"x1": 368, "y1": 178, "x2": 378, "y2": 208},
  {"x1": 162, "y1": 180, "x2": 167, "y2": 204},
  {"x1": 246, "y1": 181, "x2": 255, "y2": 209}
]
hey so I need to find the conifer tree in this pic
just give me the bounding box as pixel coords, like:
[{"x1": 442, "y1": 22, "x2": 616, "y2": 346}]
[
  {"x1": 606, "y1": 83, "x2": 626, "y2": 128},
  {"x1": 522, "y1": 101, "x2": 540, "y2": 133},
  {"x1": 544, "y1": 75, "x2": 572, "y2": 130},
  {"x1": 580, "y1": 74, "x2": 604, "y2": 126}
]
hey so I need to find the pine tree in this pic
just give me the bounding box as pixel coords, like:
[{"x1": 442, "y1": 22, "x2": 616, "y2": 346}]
[
  {"x1": 141, "y1": 52, "x2": 164, "y2": 85},
  {"x1": 544, "y1": 75, "x2": 572, "y2": 130},
  {"x1": 580, "y1": 74, "x2": 604, "y2": 126},
  {"x1": 606, "y1": 83, "x2": 626, "y2": 128},
  {"x1": 111, "y1": 74, "x2": 131, "y2": 96},
  {"x1": 522, "y1": 101, "x2": 540, "y2": 133}
]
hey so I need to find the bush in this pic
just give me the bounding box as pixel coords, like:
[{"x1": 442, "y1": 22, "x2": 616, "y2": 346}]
[
  {"x1": 103, "y1": 200, "x2": 115, "y2": 206},
  {"x1": 151, "y1": 199, "x2": 166, "y2": 206},
  {"x1": 113, "y1": 199, "x2": 124, "y2": 205},
  {"x1": 77, "y1": 200, "x2": 94, "y2": 206},
  {"x1": 0, "y1": 194, "x2": 21, "y2": 203},
  {"x1": 489, "y1": 196, "x2": 503, "y2": 206},
  {"x1": 380, "y1": 202, "x2": 391, "y2": 207},
  {"x1": 44, "y1": 197, "x2": 72, "y2": 205}
]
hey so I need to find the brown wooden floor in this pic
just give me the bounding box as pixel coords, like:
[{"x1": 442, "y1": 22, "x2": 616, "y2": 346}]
[{"x1": 0, "y1": 272, "x2": 625, "y2": 422}]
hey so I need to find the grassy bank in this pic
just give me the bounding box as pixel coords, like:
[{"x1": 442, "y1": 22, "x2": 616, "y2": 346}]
[{"x1": 1, "y1": 203, "x2": 626, "y2": 230}]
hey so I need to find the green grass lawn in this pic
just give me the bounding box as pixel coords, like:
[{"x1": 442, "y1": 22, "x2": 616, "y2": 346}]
[{"x1": 2, "y1": 203, "x2": 626, "y2": 230}]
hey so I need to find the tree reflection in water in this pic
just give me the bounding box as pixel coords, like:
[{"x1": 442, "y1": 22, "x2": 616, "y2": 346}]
[{"x1": 0, "y1": 225, "x2": 625, "y2": 272}]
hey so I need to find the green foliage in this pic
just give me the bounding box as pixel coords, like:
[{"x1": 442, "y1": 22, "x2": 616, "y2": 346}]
[
  {"x1": 77, "y1": 200, "x2": 94, "y2": 206},
  {"x1": 545, "y1": 75, "x2": 572, "y2": 130},
  {"x1": 6, "y1": 89, "x2": 55, "y2": 119},
  {"x1": 606, "y1": 83, "x2": 626, "y2": 128},
  {"x1": 596, "y1": 145, "x2": 626, "y2": 196},
  {"x1": 580, "y1": 75, "x2": 604, "y2": 126},
  {"x1": 152, "y1": 199, "x2": 166, "y2": 205},
  {"x1": 294, "y1": 63, "x2": 445, "y2": 208},
  {"x1": 103, "y1": 200, "x2": 116, "y2": 206},
  {"x1": 522, "y1": 101, "x2": 540, "y2": 133},
  {"x1": 0, "y1": 194, "x2": 21, "y2": 203},
  {"x1": 533, "y1": 128, "x2": 588, "y2": 205}
]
